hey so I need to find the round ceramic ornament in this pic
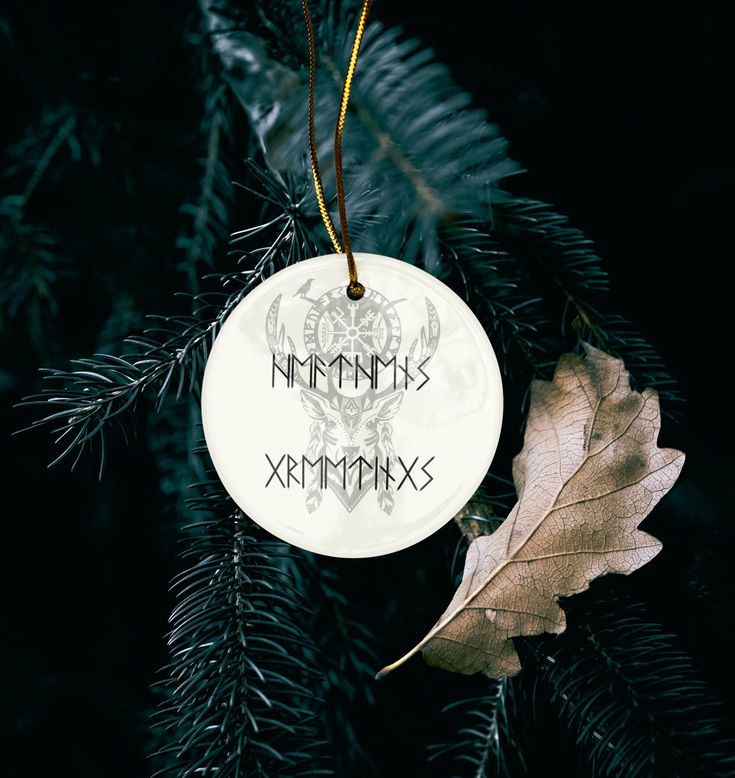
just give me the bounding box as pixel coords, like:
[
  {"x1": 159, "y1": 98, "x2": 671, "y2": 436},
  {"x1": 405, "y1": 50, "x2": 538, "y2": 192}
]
[{"x1": 201, "y1": 253, "x2": 503, "y2": 557}]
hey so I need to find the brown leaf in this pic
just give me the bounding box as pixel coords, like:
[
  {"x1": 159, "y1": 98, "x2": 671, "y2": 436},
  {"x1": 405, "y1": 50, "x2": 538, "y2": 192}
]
[{"x1": 378, "y1": 344, "x2": 684, "y2": 679}]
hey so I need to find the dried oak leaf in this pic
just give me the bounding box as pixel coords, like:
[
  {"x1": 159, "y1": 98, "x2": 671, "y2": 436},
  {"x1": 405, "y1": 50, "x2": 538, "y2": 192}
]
[{"x1": 378, "y1": 344, "x2": 684, "y2": 679}]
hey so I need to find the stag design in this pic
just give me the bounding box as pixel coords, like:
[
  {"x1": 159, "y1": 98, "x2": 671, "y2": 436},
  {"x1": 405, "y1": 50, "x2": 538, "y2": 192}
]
[{"x1": 266, "y1": 282, "x2": 441, "y2": 513}]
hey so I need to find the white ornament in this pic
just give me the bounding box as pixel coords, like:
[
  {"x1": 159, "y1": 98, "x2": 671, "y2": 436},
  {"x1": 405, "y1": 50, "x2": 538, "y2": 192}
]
[{"x1": 202, "y1": 253, "x2": 503, "y2": 557}]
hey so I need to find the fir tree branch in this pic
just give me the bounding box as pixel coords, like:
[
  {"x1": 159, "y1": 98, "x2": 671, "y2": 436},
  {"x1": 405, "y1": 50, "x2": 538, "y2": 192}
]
[
  {"x1": 493, "y1": 199, "x2": 681, "y2": 410},
  {"x1": 147, "y1": 398, "x2": 209, "y2": 533},
  {"x1": 493, "y1": 198, "x2": 610, "y2": 305},
  {"x1": 428, "y1": 679, "x2": 511, "y2": 778},
  {"x1": 438, "y1": 220, "x2": 549, "y2": 378},
  {"x1": 203, "y1": 0, "x2": 519, "y2": 265},
  {"x1": 17, "y1": 166, "x2": 312, "y2": 475},
  {"x1": 438, "y1": 212, "x2": 680, "y2": 420},
  {"x1": 289, "y1": 554, "x2": 381, "y2": 775},
  {"x1": 152, "y1": 473, "x2": 332, "y2": 776},
  {"x1": 177, "y1": 13, "x2": 237, "y2": 293},
  {"x1": 529, "y1": 591, "x2": 735, "y2": 778},
  {"x1": 177, "y1": 83, "x2": 233, "y2": 291},
  {"x1": 0, "y1": 105, "x2": 82, "y2": 352}
]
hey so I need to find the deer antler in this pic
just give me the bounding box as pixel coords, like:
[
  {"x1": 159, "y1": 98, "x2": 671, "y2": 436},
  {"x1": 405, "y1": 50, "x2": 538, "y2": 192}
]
[
  {"x1": 265, "y1": 294, "x2": 334, "y2": 395},
  {"x1": 406, "y1": 298, "x2": 441, "y2": 380}
]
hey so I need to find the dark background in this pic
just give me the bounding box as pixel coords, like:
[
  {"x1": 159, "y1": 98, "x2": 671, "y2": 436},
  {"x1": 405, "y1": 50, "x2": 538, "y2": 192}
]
[{"x1": 1, "y1": 1, "x2": 733, "y2": 775}]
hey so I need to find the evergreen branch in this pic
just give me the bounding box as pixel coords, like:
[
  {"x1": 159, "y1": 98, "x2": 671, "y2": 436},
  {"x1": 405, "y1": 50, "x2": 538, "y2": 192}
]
[
  {"x1": 0, "y1": 105, "x2": 84, "y2": 349},
  {"x1": 177, "y1": 82, "x2": 233, "y2": 290},
  {"x1": 493, "y1": 198, "x2": 610, "y2": 306},
  {"x1": 3, "y1": 105, "x2": 79, "y2": 211},
  {"x1": 152, "y1": 475, "x2": 332, "y2": 776},
  {"x1": 18, "y1": 166, "x2": 311, "y2": 474},
  {"x1": 21, "y1": 115, "x2": 78, "y2": 205},
  {"x1": 0, "y1": 219, "x2": 64, "y2": 321},
  {"x1": 289, "y1": 554, "x2": 381, "y2": 775},
  {"x1": 203, "y1": 0, "x2": 519, "y2": 264},
  {"x1": 529, "y1": 591, "x2": 735, "y2": 778},
  {"x1": 17, "y1": 281, "x2": 248, "y2": 476},
  {"x1": 438, "y1": 220, "x2": 549, "y2": 377},
  {"x1": 440, "y1": 213, "x2": 680, "y2": 413},
  {"x1": 177, "y1": 12, "x2": 237, "y2": 293},
  {"x1": 147, "y1": 398, "x2": 208, "y2": 532},
  {"x1": 428, "y1": 679, "x2": 511, "y2": 778},
  {"x1": 492, "y1": 199, "x2": 680, "y2": 409}
]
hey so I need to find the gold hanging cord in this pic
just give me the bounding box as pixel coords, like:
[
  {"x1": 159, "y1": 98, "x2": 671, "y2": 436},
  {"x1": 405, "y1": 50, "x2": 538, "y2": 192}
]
[{"x1": 302, "y1": 0, "x2": 373, "y2": 300}]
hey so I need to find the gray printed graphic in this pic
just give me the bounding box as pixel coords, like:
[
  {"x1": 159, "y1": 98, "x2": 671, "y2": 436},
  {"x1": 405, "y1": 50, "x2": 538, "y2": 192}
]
[{"x1": 266, "y1": 282, "x2": 440, "y2": 513}]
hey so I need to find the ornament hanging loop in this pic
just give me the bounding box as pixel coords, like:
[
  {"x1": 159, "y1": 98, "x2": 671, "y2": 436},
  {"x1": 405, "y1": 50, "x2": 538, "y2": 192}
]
[
  {"x1": 302, "y1": 0, "x2": 372, "y2": 301},
  {"x1": 346, "y1": 279, "x2": 365, "y2": 300}
]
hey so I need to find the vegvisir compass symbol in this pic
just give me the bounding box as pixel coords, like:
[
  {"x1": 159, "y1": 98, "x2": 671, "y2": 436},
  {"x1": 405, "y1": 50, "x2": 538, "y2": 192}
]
[
  {"x1": 304, "y1": 286, "x2": 402, "y2": 378},
  {"x1": 267, "y1": 281, "x2": 440, "y2": 514},
  {"x1": 323, "y1": 303, "x2": 383, "y2": 355}
]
